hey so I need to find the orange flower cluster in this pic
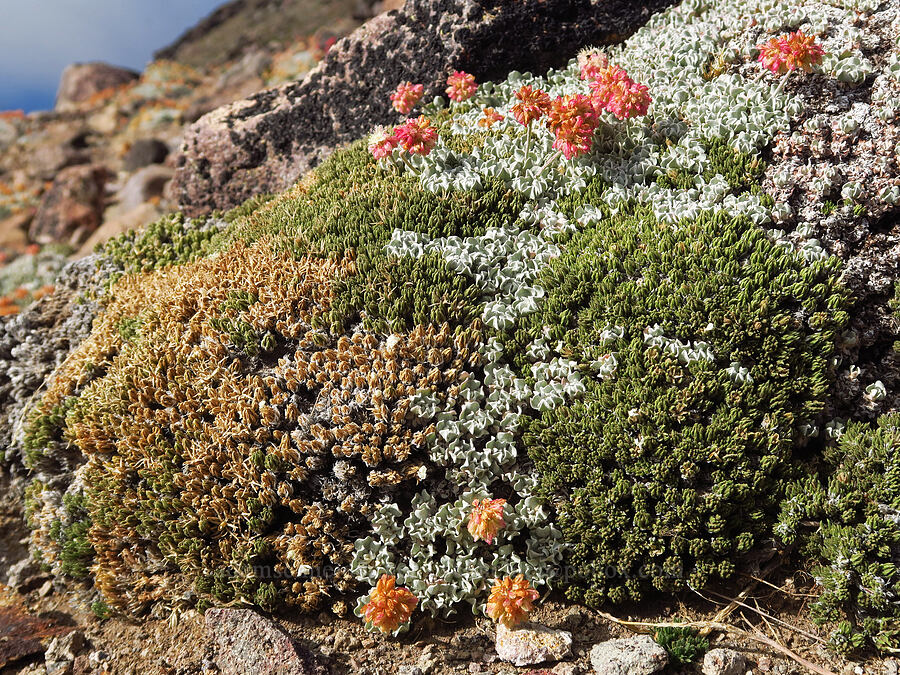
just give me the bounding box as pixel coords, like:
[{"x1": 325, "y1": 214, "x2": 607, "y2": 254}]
[
  {"x1": 545, "y1": 93, "x2": 599, "y2": 159},
  {"x1": 485, "y1": 575, "x2": 539, "y2": 628},
  {"x1": 478, "y1": 107, "x2": 504, "y2": 128},
  {"x1": 511, "y1": 85, "x2": 551, "y2": 127},
  {"x1": 446, "y1": 70, "x2": 477, "y2": 102},
  {"x1": 588, "y1": 64, "x2": 652, "y2": 120},
  {"x1": 390, "y1": 81, "x2": 424, "y2": 114},
  {"x1": 362, "y1": 574, "x2": 418, "y2": 633},
  {"x1": 467, "y1": 497, "x2": 506, "y2": 544},
  {"x1": 757, "y1": 30, "x2": 825, "y2": 75}
]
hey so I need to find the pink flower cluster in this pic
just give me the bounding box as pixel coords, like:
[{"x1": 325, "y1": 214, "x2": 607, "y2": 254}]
[
  {"x1": 587, "y1": 63, "x2": 652, "y2": 120},
  {"x1": 511, "y1": 85, "x2": 551, "y2": 127},
  {"x1": 545, "y1": 93, "x2": 599, "y2": 159},
  {"x1": 368, "y1": 116, "x2": 438, "y2": 161},
  {"x1": 577, "y1": 49, "x2": 610, "y2": 82},
  {"x1": 446, "y1": 70, "x2": 477, "y2": 102},
  {"x1": 390, "y1": 81, "x2": 424, "y2": 114},
  {"x1": 757, "y1": 30, "x2": 826, "y2": 75}
]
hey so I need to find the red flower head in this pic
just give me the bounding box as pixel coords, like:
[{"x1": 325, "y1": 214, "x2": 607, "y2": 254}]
[
  {"x1": 467, "y1": 498, "x2": 506, "y2": 544},
  {"x1": 362, "y1": 574, "x2": 418, "y2": 633},
  {"x1": 511, "y1": 85, "x2": 551, "y2": 126},
  {"x1": 368, "y1": 126, "x2": 398, "y2": 160},
  {"x1": 757, "y1": 31, "x2": 825, "y2": 75},
  {"x1": 478, "y1": 107, "x2": 504, "y2": 129},
  {"x1": 446, "y1": 70, "x2": 477, "y2": 102},
  {"x1": 486, "y1": 575, "x2": 540, "y2": 628},
  {"x1": 390, "y1": 81, "x2": 425, "y2": 114},
  {"x1": 394, "y1": 116, "x2": 438, "y2": 156},
  {"x1": 545, "y1": 94, "x2": 599, "y2": 159},
  {"x1": 577, "y1": 48, "x2": 610, "y2": 81}
]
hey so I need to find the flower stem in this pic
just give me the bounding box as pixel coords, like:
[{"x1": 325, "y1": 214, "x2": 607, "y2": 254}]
[
  {"x1": 524, "y1": 123, "x2": 532, "y2": 163},
  {"x1": 538, "y1": 149, "x2": 563, "y2": 175},
  {"x1": 400, "y1": 154, "x2": 420, "y2": 176}
]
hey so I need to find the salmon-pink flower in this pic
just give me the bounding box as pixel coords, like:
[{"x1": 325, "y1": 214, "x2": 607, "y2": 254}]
[
  {"x1": 361, "y1": 574, "x2": 418, "y2": 633},
  {"x1": 486, "y1": 575, "x2": 539, "y2": 628},
  {"x1": 467, "y1": 498, "x2": 506, "y2": 544},
  {"x1": 394, "y1": 116, "x2": 438, "y2": 156},
  {"x1": 511, "y1": 85, "x2": 551, "y2": 127},
  {"x1": 757, "y1": 31, "x2": 825, "y2": 75},
  {"x1": 577, "y1": 48, "x2": 610, "y2": 81},
  {"x1": 478, "y1": 107, "x2": 504, "y2": 129},
  {"x1": 368, "y1": 126, "x2": 398, "y2": 160},
  {"x1": 390, "y1": 81, "x2": 425, "y2": 114},
  {"x1": 545, "y1": 94, "x2": 599, "y2": 159},
  {"x1": 603, "y1": 79, "x2": 652, "y2": 120},
  {"x1": 446, "y1": 70, "x2": 477, "y2": 102}
]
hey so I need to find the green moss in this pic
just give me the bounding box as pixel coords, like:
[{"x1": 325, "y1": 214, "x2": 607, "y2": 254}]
[
  {"x1": 654, "y1": 625, "x2": 709, "y2": 664},
  {"x1": 49, "y1": 492, "x2": 95, "y2": 579},
  {"x1": 776, "y1": 415, "x2": 900, "y2": 654},
  {"x1": 511, "y1": 202, "x2": 848, "y2": 606},
  {"x1": 116, "y1": 317, "x2": 143, "y2": 343},
  {"x1": 23, "y1": 397, "x2": 77, "y2": 469},
  {"x1": 91, "y1": 600, "x2": 112, "y2": 620}
]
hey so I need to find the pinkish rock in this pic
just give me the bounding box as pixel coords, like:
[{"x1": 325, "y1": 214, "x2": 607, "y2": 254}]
[
  {"x1": 205, "y1": 608, "x2": 328, "y2": 675},
  {"x1": 29, "y1": 165, "x2": 109, "y2": 246},
  {"x1": 496, "y1": 622, "x2": 572, "y2": 667},
  {"x1": 55, "y1": 62, "x2": 139, "y2": 110},
  {"x1": 169, "y1": 0, "x2": 675, "y2": 216}
]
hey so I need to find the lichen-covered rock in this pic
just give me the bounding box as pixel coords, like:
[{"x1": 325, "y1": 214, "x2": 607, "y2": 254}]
[
  {"x1": 169, "y1": 0, "x2": 675, "y2": 215},
  {"x1": 589, "y1": 636, "x2": 668, "y2": 675},
  {"x1": 55, "y1": 62, "x2": 139, "y2": 111},
  {"x1": 29, "y1": 165, "x2": 109, "y2": 246},
  {"x1": 205, "y1": 608, "x2": 328, "y2": 675},
  {"x1": 495, "y1": 623, "x2": 573, "y2": 667},
  {"x1": 701, "y1": 648, "x2": 748, "y2": 675}
]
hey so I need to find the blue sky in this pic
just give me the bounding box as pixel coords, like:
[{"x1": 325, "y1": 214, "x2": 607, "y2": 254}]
[{"x1": 0, "y1": 1, "x2": 226, "y2": 112}]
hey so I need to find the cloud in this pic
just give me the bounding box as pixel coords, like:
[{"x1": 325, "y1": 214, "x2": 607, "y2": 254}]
[{"x1": 0, "y1": 0, "x2": 225, "y2": 111}]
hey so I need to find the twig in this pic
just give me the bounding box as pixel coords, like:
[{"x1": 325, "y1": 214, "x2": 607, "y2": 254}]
[
  {"x1": 593, "y1": 610, "x2": 837, "y2": 675},
  {"x1": 701, "y1": 588, "x2": 824, "y2": 645},
  {"x1": 742, "y1": 574, "x2": 817, "y2": 598},
  {"x1": 754, "y1": 599, "x2": 784, "y2": 646}
]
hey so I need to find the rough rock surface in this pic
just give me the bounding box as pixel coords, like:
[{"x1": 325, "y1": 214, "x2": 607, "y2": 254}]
[
  {"x1": 205, "y1": 608, "x2": 328, "y2": 675},
  {"x1": 29, "y1": 165, "x2": 109, "y2": 246},
  {"x1": 495, "y1": 622, "x2": 573, "y2": 667},
  {"x1": 169, "y1": 0, "x2": 675, "y2": 215},
  {"x1": 589, "y1": 636, "x2": 668, "y2": 675},
  {"x1": 701, "y1": 648, "x2": 748, "y2": 675},
  {"x1": 55, "y1": 63, "x2": 139, "y2": 110},
  {"x1": 45, "y1": 630, "x2": 85, "y2": 675},
  {"x1": 122, "y1": 138, "x2": 169, "y2": 171}
]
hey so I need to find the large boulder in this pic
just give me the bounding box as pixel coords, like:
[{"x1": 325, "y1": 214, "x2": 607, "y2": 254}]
[
  {"x1": 169, "y1": 0, "x2": 675, "y2": 215},
  {"x1": 55, "y1": 62, "x2": 139, "y2": 110},
  {"x1": 29, "y1": 165, "x2": 109, "y2": 246}
]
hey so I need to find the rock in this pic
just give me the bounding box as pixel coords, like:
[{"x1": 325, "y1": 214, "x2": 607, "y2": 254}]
[
  {"x1": 589, "y1": 636, "x2": 668, "y2": 675},
  {"x1": 44, "y1": 630, "x2": 84, "y2": 675},
  {"x1": 112, "y1": 165, "x2": 174, "y2": 213},
  {"x1": 884, "y1": 659, "x2": 899, "y2": 675},
  {"x1": 169, "y1": 0, "x2": 675, "y2": 215},
  {"x1": 495, "y1": 622, "x2": 573, "y2": 667},
  {"x1": 77, "y1": 202, "x2": 163, "y2": 257},
  {"x1": 123, "y1": 139, "x2": 170, "y2": 171},
  {"x1": 702, "y1": 648, "x2": 748, "y2": 675},
  {"x1": 204, "y1": 608, "x2": 328, "y2": 675},
  {"x1": 0, "y1": 209, "x2": 34, "y2": 255},
  {"x1": 4, "y1": 556, "x2": 48, "y2": 592},
  {"x1": 55, "y1": 62, "x2": 139, "y2": 110},
  {"x1": 29, "y1": 165, "x2": 109, "y2": 246}
]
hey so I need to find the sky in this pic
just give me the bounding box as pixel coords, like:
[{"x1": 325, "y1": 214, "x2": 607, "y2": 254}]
[{"x1": 0, "y1": 1, "x2": 227, "y2": 112}]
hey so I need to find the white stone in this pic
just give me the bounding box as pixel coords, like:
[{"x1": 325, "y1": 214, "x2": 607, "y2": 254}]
[
  {"x1": 495, "y1": 622, "x2": 573, "y2": 667},
  {"x1": 589, "y1": 635, "x2": 668, "y2": 675}
]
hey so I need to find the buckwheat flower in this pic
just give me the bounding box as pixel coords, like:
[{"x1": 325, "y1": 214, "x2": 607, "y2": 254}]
[
  {"x1": 486, "y1": 575, "x2": 539, "y2": 628},
  {"x1": 604, "y1": 80, "x2": 652, "y2": 120},
  {"x1": 467, "y1": 497, "x2": 506, "y2": 544},
  {"x1": 545, "y1": 94, "x2": 599, "y2": 159},
  {"x1": 390, "y1": 81, "x2": 425, "y2": 114},
  {"x1": 446, "y1": 70, "x2": 477, "y2": 102},
  {"x1": 368, "y1": 126, "x2": 398, "y2": 160},
  {"x1": 758, "y1": 31, "x2": 825, "y2": 75},
  {"x1": 361, "y1": 574, "x2": 418, "y2": 634},
  {"x1": 587, "y1": 64, "x2": 631, "y2": 113},
  {"x1": 478, "y1": 107, "x2": 504, "y2": 128},
  {"x1": 511, "y1": 85, "x2": 551, "y2": 127},
  {"x1": 393, "y1": 116, "x2": 438, "y2": 156},
  {"x1": 577, "y1": 48, "x2": 610, "y2": 81}
]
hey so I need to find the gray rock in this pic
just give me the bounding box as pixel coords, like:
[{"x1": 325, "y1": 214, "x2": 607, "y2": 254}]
[
  {"x1": 205, "y1": 608, "x2": 328, "y2": 675},
  {"x1": 169, "y1": 0, "x2": 676, "y2": 216},
  {"x1": 113, "y1": 165, "x2": 174, "y2": 213},
  {"x1": 4, "y1": 555, "x2": 42, "y2": 591},
  {"x1": 123, "y1": 139, "x2": 170, "y2": 172},
  {"x1": 29, "y1": 164, "x2": 109, "y2": 246},
  {"x1": 702, "y1": 648, "x2": 748, "y2": 675},
  {"x1": 44, "y1": 630, "x2": 84, "y2": 675},
  {"x1": 589, "y1": 635, "x2": 668, "y2": 675},
  {"x1": 55, "y1": 62, "x2": 139, "y2": 110},
  {"x1": 495, "y1": 622, "x2": 572, "y2": 667}
]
